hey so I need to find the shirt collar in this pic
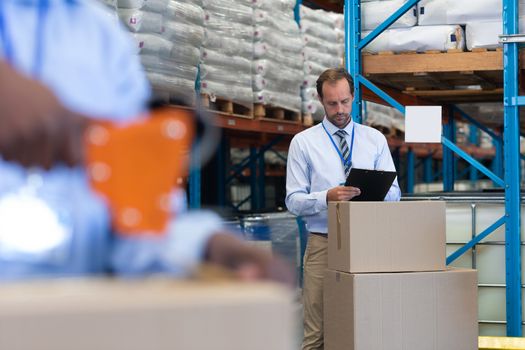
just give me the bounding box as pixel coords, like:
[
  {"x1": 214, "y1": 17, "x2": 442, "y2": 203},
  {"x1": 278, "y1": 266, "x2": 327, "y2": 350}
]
[{"x1": 322, "y1": 116, "x2": 354, "y2": 136}]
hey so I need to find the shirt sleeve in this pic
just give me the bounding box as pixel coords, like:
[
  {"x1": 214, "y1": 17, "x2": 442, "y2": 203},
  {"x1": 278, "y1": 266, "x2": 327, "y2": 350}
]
[
  {"x1": 285, "y1": 135, "x2": 328, "y2": 216},
  {"x1": 111, "y1": 210, "x2": 223, "y2": 277},
  {"x1": 375, "y1": 135, "x2": 401, "y2": 202}
]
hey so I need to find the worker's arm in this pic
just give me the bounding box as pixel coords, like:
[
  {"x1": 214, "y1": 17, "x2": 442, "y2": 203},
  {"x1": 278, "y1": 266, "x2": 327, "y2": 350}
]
[
  {"x1": 0, "y1": 61, "x2": 87, "y2": 168},
  {"x1": 111, "y1": 210, "x2": 295, "y2": 287},
  {"x1": 285, "y1": 136, "x2": 328, "y2": 216}
]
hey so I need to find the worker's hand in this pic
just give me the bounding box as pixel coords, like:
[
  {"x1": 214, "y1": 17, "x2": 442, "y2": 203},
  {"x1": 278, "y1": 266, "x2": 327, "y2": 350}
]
[
  {"x1": 326, "y1": 185, "x2": 361, "y2": 202},
  {"x1": 204, "y1": 232, "x2": 295, "y2": 288},
  {"x1": 0, "y1": 62, "x2": 88, "y2": 169}
]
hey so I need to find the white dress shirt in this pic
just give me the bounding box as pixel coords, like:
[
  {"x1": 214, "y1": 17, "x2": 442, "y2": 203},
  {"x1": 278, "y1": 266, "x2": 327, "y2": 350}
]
[{"x1": 285, "y1": 117, "x2": 401, "y2": 234}]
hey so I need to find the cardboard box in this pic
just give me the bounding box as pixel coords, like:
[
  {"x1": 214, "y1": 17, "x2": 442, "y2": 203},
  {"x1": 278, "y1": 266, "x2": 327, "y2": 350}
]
[
  {"x1": 0, "y1": 278, "x2": 296, "y2": 350},
  {"x1": 324, "y1": 268, "x2": 478, "y2": 350},
  {"x1": 328, "y1": 201, "x2": 446, "y2": 273}
]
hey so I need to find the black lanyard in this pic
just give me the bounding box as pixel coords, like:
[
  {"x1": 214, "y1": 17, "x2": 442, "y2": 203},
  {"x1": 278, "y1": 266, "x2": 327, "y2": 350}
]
[{"x1": 0, "y1": 0, "x2": 49, "y2": 77}]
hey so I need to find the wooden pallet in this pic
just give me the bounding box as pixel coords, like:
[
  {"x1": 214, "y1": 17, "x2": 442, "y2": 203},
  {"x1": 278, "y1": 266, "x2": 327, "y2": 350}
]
[
  {"x1": 302, "y1": 113, "x2": 314, "y2": 127},
  {"x1": 471, "y1": 47, "x2": 503, "y2": 53},
  {"x1": 360, "y1": 49, "x2": 525, "y2": 104},
  {"x1": 201, "y1": 94, "x2": 253, "y2": 118},
  {"x1": 364, "y1": 48, "x2": 465, "y2": 56},
  {"x1": 254, "y1": 104, "x2": 302, "y2": 123}
]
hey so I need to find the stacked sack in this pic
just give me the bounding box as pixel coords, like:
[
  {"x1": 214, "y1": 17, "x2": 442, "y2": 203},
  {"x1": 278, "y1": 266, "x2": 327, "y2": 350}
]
[
  {"x1": 357, "y1": 0, "x2": 465, "y2": 54},
  {"x1": 325, "y1": 201, "x2": 478, "y2": 350},
  {"x1": 300, "y1": 5, "x2": 344, "y2": 121},
  {"x1": 360, "y1": 0, "x2": 461, "y2": 53},
  {"x1": 200, "y1": 0, "x2": 254, "y2": 108},
  {"x1": 418, "y1": 0, "x2": 525, "y2": 51},
  {"x1": 118, "y1": 0, "x2": 204, "y2": 102},
  {"x1": 252, "y1": 0, "x2": 303, "y2": 113}
]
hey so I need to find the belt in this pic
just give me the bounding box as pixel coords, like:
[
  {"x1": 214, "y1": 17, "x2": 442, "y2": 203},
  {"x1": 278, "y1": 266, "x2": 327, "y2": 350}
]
[{"x1": 309, "y1": 232, "x2": 327, "y2": 238}]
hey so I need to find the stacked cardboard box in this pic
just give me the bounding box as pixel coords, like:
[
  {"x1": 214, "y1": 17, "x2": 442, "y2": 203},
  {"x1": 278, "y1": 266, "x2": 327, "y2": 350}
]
[
  {"x1": 325, "y1": 201, "x2": 478, "y2": 350},
  {"x1": 0, "y1": 278, "x2": 296, "y2": 350}
]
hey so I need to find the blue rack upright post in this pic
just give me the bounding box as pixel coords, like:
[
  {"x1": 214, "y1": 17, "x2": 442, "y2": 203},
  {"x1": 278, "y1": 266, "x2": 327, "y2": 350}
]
[{"x1": 501, "y1": 0, "x2": 522, "y2": 336}]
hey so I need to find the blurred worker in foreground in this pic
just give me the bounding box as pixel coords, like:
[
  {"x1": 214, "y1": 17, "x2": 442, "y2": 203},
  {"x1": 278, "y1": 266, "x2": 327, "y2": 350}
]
[
  {"x1": 0, "y1": 0, "x2": 293, "y2": 286},
  {"x1": 285, "y1": 68, "x2": 401, "y2": 350}
]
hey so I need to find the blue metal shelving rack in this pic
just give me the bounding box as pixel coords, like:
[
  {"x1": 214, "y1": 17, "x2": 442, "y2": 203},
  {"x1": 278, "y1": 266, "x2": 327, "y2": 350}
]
[{"x1": 345, "y1": 0, "x2": 522, "y2": 335}]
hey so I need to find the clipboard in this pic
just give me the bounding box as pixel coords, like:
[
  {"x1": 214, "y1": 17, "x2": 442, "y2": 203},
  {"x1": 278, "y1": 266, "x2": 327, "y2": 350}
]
[{"x1": 344, "y1": 168, "x2": 397, "y2": 201}]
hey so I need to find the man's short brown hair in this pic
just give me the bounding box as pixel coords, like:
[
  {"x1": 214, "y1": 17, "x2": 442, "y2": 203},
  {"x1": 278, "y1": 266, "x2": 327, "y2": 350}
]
[{"x1": 316, "y1": 68, "x2": 354, "y2": 100}]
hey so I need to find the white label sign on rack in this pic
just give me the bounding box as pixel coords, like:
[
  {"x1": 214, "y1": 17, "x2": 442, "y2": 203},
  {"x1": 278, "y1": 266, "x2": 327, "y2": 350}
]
[{"x1": 405, "y1": 106, "x2": 442, "y2": 143}]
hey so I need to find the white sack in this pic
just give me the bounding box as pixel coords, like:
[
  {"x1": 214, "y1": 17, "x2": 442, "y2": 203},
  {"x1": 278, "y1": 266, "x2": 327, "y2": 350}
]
[
  {"x1": 363, "y1": 25, "x2": 465, "y2": 53},
  {"x1": 118, "y1": 9, "x2": 164, "y2": 33},
  {"x1": 466, "y1": 19, "x2": 525, "y2": 51},
  {"x1": 362, "y1": 0, "x2": 417, "y2": 31},
  {"x1": 418, "y1": 0, "x2": 525, "y2": 25},
  {"x1": 254, "y1": 91, "x2": 302, "y2": 112},
  {"x1": 117, "y1": 0, "x2": 169, "y2": 12}
]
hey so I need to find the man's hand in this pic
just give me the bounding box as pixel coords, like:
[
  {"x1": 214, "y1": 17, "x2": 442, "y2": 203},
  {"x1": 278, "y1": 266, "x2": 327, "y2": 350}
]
[
  {"x1": 326, "y1": 185, "x2": 361, "y2": 202},
  {"x1": 0, "y1": 62, "x2": 88, "y2": 168},
  {"x1": 204, "y1": 232, "x2": 295, "y2": 288}
]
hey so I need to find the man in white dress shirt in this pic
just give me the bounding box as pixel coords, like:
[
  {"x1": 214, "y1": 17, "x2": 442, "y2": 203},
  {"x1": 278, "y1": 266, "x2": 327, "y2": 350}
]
[{"x1": 286, "y1": 68, "x2": 401, "y2": 350}]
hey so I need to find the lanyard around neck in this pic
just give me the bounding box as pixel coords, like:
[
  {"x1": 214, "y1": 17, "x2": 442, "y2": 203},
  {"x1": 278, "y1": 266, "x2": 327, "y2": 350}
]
[
  {"x1": 0, "y1": 0, "x2": 49, "y2": 77},
  {"x1": 322, "y1": 121, "x2": 355, "y2": 167}
]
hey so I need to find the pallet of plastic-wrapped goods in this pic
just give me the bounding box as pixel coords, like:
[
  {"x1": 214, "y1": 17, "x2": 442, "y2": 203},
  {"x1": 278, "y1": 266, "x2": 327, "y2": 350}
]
[
  {"x1": 299, "y1": 5, "x2": 335, "y2": 27},
  {"x1": 165, "y1": 0, "x2": 205, "y2": 26},
  {"x1": 253, "y1": 8, "x2": 298, "y2": 32},
  {"x1": 418, "y1": 0, "x2": 525, "y2": 25},
  {"x1": 363, "y1": 25, "x2": 465, "y2": 54},
  {"x1": 203, "y1": 31, "x2": 253, "y2": 59},
  {"x1": 303, "y1": 34, "x2": 343, "y2": 56},
  {"x1": 200, "y1": 0, "x2": 254, "y2": 108},
  {"x1": 465, "y1": 18, "x2": 525, "y2": 51},
  {"x1": 117, "y1": 0, "x2": 169, "y2": 12},
  {"x1": 361, "y1": 0, "x2": 417, "y2": 31},
  {"x1": 118, "y1": 9, "x2": 164, "y2": 34},
  {"x1": 301, "y1": 87, "x2": 317, "y2": 101},
  {"x1": 252, "y1": 7, "x2": 303, "y2": 114},
  {"x1": 303, "y1": 48, "x2": 342, "y2": 68},
  {"x1": 116, "y1": 0, "x2": 206, "y2": 103},
  {"x1": 162, "y1": 21, "x2": 205, "y2": 48},
  {"x1": 200, "y1": 64, "x2": 253, "y2": 106},
  {"x1": 302, "y1": 99, "x2": 324, "y2": 121},
  {"x1": 254, "y1": 42, "x2": 303, "y2": 70},
  {"x1": 252, "y1": 0, "x2": 295, "y2": 12},
  {"x1": 254, "y1": 27, "x2": 303, "y2": 53},
  {"x1": 140, "y1": 55, "x2": 198, "y2": 96},
  {"x1": 300, "y1": 19, "x2": 338, "y2": 42},
  {"x1": 303, "y1": 60, "x2": 326, "y2": 77},
  {"x1": 253, "y1": 72, "x2": 301, "y2": 97}
]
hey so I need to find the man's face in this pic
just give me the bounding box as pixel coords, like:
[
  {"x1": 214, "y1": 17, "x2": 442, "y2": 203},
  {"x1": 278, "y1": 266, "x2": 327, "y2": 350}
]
[{"x1": 320, "y1": 78, "x2": 353, "y2": 129}]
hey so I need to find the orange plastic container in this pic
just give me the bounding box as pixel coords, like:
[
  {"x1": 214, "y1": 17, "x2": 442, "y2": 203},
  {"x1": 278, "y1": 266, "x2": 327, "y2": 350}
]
[{"x1": 85, "y1": 107, "x2": 194, "y2": 235}]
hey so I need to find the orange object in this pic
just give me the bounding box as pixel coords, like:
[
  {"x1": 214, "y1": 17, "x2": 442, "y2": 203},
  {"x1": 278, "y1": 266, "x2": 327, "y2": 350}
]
[{"x1": 85, "y1": 107, "x2": 194, "y2": 235}]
